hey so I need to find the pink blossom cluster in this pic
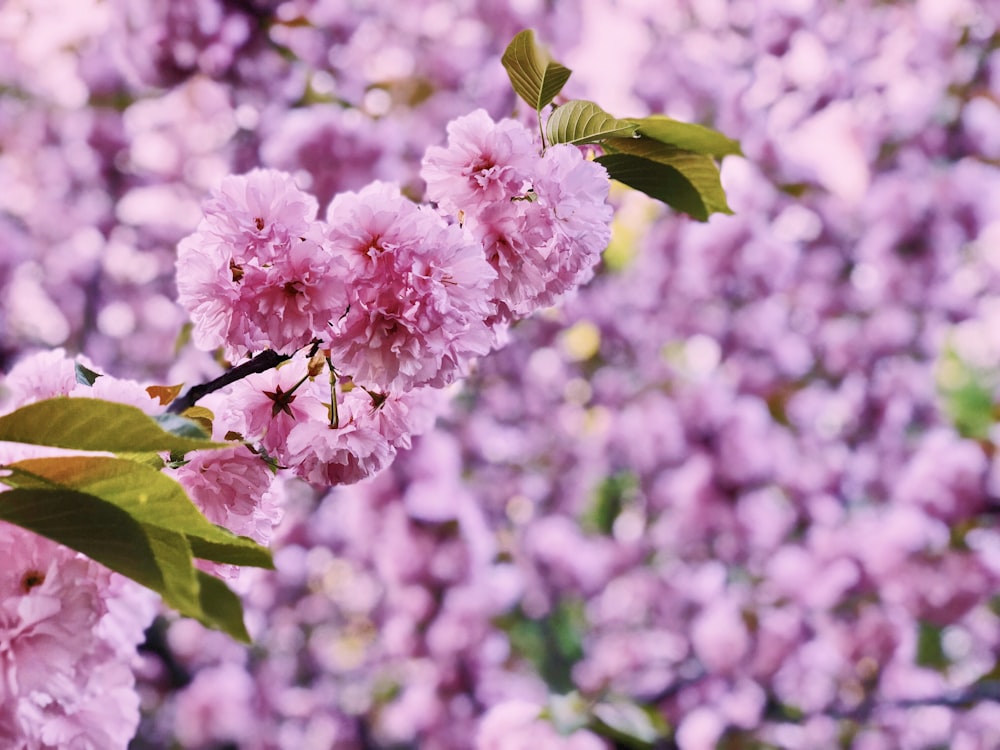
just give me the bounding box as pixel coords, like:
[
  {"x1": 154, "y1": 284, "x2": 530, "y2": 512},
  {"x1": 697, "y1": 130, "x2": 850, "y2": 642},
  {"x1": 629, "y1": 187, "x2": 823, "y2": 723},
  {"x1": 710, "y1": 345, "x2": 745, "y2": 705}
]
[
  {"x1": 178, "y1": 127, "x2": 611, "y2": 371},
  {"x1": 175, "y1": 114, "x2": 611, "y2": 489},
  {"x1": 6, "y1": 0, "x2": 1000, "y2": 748},
  {"x1": 422, "y1": 109, "x2": 613, "y2": 325},
  {"x1": 138, "y1": 2, "x2": 1000, "y2": 748},
  {"x1": 0, "y1": 523, "x2": 155, "y2": 750},
  {"x1": 0, "y1": 347, "x2": 283, "y2": 744},
  {"x1": 175, "y1": 169, "x2": 334, "y2": 360},
  {"x1": 2, "y1": 349, "x2": 283, "y2": 578},
  {"x1": 201, "y1": 352, "x2": 443, "y2": 488},
  {"x1": 0, "y1": 353, "x2": 163, "y2": 747}
]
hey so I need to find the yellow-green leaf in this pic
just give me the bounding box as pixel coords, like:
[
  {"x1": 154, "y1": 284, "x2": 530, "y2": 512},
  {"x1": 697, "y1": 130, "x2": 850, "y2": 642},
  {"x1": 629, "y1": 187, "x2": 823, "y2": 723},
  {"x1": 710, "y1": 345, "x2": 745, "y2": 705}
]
[
  {"x1": 3, "y1": 456, "x2": 273, "y2": 569},
  {"x1": 0, "y1": 485, "x2": 252, "y2": 642},
  {"x1": 629, "y1": 115, "x2": 743, "y2": 158},
  {"x1": 0, "y1": 397, "x2": 222, "y2": 454},
  {"x1": 546, "y1": 100, "x2": 638, "y2": 146},
  {"x1": 501, "y1": 29, "x2": 572, "y2": 113}
]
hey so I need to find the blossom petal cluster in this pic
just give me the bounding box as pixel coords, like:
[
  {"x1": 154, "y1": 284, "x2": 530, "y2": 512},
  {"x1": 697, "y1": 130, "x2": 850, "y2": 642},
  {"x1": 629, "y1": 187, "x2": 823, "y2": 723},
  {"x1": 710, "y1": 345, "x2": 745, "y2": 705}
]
[
  {"x1": 0, "y1": 514, "x2": 155, "y2": 750},
  {"x1": 176, "y1": 168, "x2": 347, "y2": 361},
  {"x1": 175, "y1": 121, "x2": 613, "y2": 488},
  {"x1": 172, "y1": 445, "x2": 284, "y2": 580},
  {"x1": 323, "y1": 181, "x2": 496, "y2": 392},
  {"x1": 422, "y1": 109, "x2": 613, "y2": 324},
  {"x1": 0, "y1": 347, "x2": 281, "y2": 746},
  {"x1": 205, "y1": 353, "x2": 445, "y2": 489},
  {"x1": 0, "y1": 412, "x2": 155, "y2": 750}
]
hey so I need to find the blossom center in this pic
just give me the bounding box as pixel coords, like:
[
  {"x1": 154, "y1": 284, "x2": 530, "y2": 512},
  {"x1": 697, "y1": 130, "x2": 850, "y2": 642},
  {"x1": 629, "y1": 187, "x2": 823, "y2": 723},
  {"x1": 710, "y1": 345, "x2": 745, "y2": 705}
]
[{"x1": 20, "y1": 570, "x2": 45, "y2": 593}]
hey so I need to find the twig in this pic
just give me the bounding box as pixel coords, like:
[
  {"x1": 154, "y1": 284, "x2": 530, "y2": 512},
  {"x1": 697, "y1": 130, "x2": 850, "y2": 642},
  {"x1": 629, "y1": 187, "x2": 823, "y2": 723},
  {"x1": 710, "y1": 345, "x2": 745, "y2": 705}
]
[{"x1": 167, "y1": 349, "x2": 292, "y2": 414}]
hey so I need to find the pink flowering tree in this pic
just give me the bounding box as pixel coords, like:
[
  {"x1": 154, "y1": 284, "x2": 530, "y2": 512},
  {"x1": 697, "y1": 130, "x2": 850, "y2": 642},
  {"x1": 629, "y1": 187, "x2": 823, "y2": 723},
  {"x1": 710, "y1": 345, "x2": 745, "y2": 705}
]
[
  {"x1": 0, "y1": 27, "x2": 737, "y2": 748},
  {"x1": 6, "y1": 4, "x2": 1000, "y2": 748}
]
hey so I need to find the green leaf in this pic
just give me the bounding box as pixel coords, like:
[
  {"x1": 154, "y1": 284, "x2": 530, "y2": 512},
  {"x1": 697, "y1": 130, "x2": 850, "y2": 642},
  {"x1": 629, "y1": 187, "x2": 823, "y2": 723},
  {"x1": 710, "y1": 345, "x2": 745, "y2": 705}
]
[
  {"x1": 0, "y1": 486, "x2": 251, "y2": 642},
  {"x1": 0, "y1": 397, "x2": 222, "y2": 454},
  {"x1": 595, "y1": 153, "x2": 723, "y2": 221},
  {"x1": 590, "y1": 698, "x2": 670, "y2": 749},
  {"x1": 916, "y1": 620, "x2": 949, "y2": 671},
  {"x1": 947, "y1": 381, "x2": 995, "y2": 440},
  {"x1": 546, "y1": 100, "x2": 638, "y2": 146},
  {"x1": 629, "y1": 115, "x2": 742, "y2": 158},
  {"x1": 599, "y1": 137, "x2": 733, "y2": 220},
  {"x1": 196, "y1": 571, "x2": 251, "y2": 642},
  {"x1": 179, "y1": 406, "x2": 215, "y2": 437},
  {"x1": 0, "y1": 487, "x2": 178, "y2": 596},
  {"x1": 155, "y1": 412, "x2": 214, "y2": 440},
  {"x1": 3, "y1": 456, "x2": 273, "y2": 569},
  {"x1": 583, "y1": 471, "x2": 638, "y2": 535},
  {"x1": 501, "y1": 29, "x2": 572, "y2": 113},
  {"x1": 0, "y1": 487, "x2": 210, "y2": 619},
  {"x1": 937, "y1": 347, "x2": 997, "y2": 440},
  {"x1": 115, "y1": 452, "x2": 167, "y2": 470},
  {"x1": 495, "y1": 599, "x2": 586, "y2": 693}
]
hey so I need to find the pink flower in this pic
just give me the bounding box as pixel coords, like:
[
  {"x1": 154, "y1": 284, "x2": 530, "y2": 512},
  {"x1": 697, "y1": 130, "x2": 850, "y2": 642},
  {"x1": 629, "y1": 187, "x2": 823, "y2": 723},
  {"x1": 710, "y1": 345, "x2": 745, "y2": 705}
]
[
  {"x1": 370, "y1": 386, "x2": 447, "y2": 450},
  {"x1": 474, "y1": 203, "x2": 556, "y2": 322},
  {"x1": 200, "y1": 168, "x2": 319, "y2": 266},
  {"x1": 479, "y1": 144, "x2": 612, "y2": 320},
  {"x1": 174, "y1": 230, "x2": 243, "y2": 354},
  {"x1": 421, "y1": 109, "x2": 538, "y2": 217},
  {"x1": 176, "y1": 169, "x2": 347, "y2": 359},
  {"x1": 690, "y1": 597, "x2": 751, "y2": 674},
  {"x1": 893, "y1": 429, "x2": 988, "y2": 522},
  {"x1": 213, "y1": 355, "x2": 327, "y2": 463},
  {"x1": 172, "y1": 445, "x2": 283, "y2": 579},
  {"x1": 173, "y1": 663, "x2": 258, "y2": 748},
  {"x1": 676, "y1": 707, "x2": 726, "y2": 750},
  {"x1": 2, "y1": 348, "x2": 77, "y2": 406},
  {"x1": 0, "y1": 523, "x2": 154, "y2": 750},
  {"x1": 236, "y1": 234, "x2": 348, "y2": 357},
  {"x1": 284, "y1": 386, "x2": 395, "y2": 486},
  {"x1": 421, "y1": 111, "x2": 612, "y2": 324},
  {"x1": 530, "y1": 144, "x2": 613, "y2": 305},
  {"x1": 323, "y1": 181, "x2": 495, "y2": 392},
  {"x1": 211, "y1": 353, "x2": 446, "y2": 487},
  {"x1": 3, "y1": 350, "x2": 162, "y2": 414}
]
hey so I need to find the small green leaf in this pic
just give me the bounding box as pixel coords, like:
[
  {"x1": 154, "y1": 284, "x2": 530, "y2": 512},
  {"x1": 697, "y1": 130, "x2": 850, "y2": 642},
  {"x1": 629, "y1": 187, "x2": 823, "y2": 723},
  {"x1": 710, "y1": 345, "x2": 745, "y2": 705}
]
[
  {"x1": 629, "y1": 115, "x2": 742, "y2": 158},
  {"x1": 75, "y1": 362, "x2": 102, "y2": 386},
  {"x1": 3, "y1": 456, "x2": 273, "y2": 569},
  {"x1": 155, "y1": 412, "x2": 213, "y2": 440},
  {"x1": 916, "y1": 621, "x2": 949, "y2": 671},
  {"x1": 583, "y1": 471, "x2": 638, "y2": 535},
  {"x1": 0, "y1": 397, "x2": 223, "y2": 454},
  {"x1": 495, "y1": 599, "x2": 585, "y2": 693},
  {"x1": 546, "y1": 100, "x2": 638, "y2": 146},
  {"x1": 180, "y1": 406, "x2": 215, "y2": 437},
  {"x1": 597, "y1": 150, "x2": 731, "y2": 221},
  {"x1": 502, "y1": 29, "x2": 572, "y2": 113},
  {"x1": 937, "y1": 347, "x2": 997, "y2": 440},
  {"x1": 591, "y1": 698, "x2": 669, "y2": 749}
]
